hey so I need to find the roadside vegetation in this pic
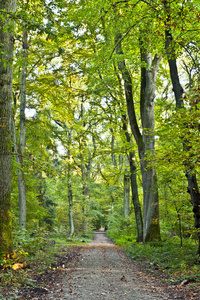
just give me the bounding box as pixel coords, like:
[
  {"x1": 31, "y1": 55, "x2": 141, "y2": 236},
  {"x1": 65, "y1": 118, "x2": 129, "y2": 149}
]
[
  {"x1": 0, "y1": 229, "x2": 93, "y2": 298},
  {"x1": 106, "y1": 220, "x2": 200, "y2": 287}
]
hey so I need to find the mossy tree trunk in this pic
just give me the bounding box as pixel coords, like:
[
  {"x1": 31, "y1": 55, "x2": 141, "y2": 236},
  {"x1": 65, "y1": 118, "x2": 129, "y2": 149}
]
[{"x1": 0, "y1": 0, "x2": 17, "y2": 257}]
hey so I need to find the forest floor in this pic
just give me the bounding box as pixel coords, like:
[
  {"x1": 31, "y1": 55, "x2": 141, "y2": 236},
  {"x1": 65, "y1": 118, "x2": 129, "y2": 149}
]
[{"x1": 1, "y1": 232, "x2": 200, "y2": 299}]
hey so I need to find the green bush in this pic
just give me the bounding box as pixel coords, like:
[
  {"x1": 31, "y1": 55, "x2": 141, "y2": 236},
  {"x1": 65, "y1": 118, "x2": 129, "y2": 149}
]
[
  {"x1": 106, "y1": 207, "x2": 136, "y2": 245},
  {"x1": 13, "y1": 228, "x2": 48, "y2": 256}
]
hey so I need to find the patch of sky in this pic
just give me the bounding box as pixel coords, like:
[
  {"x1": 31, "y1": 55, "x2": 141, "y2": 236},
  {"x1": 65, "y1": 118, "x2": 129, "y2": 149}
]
[
  {"x1": 56, "y1": 139, "x2": 65, "y2": 155},
  {"x1": 96, "y1": 34, "x2": 105, "y2": 42},
  {"x1": 75, "y1": 43, "x2": 82, "y2": 49},
  {"x1": 25, "y1": 108, "x2": 36, "y2": 118}
]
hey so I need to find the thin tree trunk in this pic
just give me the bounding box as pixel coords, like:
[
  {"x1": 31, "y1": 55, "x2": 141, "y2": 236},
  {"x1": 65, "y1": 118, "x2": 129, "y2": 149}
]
[
  {"x1": 121, "y1": 115, "x2": 143, "y2": 241},
  {"x1": 0, "y1": 0, "x2": 17, "y2": 256},
  {"x1": 129, "y1": 151, "x2": 143, "y2": 241},
  {"x1": 165, "y1": 0, "x2": 200, "y2": 254},
  {"x1": 80, "y1": 101, "x2": 89, "y2": 234},
  {"x1": 68, "y1": 128, "x2": 74, "y2": 236},
  {"x1": 123, "y1": 164, "x2": 130, "y2": 218},
  {"x1": 81, "y1": 163, "x2": 88, "y2": 234},
  {"x1": 18, "y1": 30, "x2": 28, "y2": 228},
  {"x1": 68, "y1": 175, "x2": 74, "y2": 236},
  {"x1": 110, "y1": 128, "x2": 117, "y2": 167},
  {"x1": 11, "y1": 116, "x2": 26, "y2": 227}
]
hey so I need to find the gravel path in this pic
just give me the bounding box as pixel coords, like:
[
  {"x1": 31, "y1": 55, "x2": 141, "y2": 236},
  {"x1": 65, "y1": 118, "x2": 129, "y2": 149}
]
[{"x1": 48, "y1": 232, "x2": 171, "y2": 300}]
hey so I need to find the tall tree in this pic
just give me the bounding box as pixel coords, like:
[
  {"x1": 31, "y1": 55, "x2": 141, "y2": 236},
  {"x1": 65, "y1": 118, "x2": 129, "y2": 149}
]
[
  {"x1": 121, "y1": 114, "x2": 143, "y2": 241},
  {"x1": 12, "y1": 29, "x2": 28, "y2": 228},
  {"x1": 115, "y1": 33, "x2": 161, "y2": 241},
  {"x1": 0, "y1": 0, "x2": 17, "y2": 256},
  {"x1": 123, "y1": 155, "x2": 130, "y2": 218},
  {"x1": 18, "y1": 28, "x2": 28, "y2": 227},
  {"x1": 164, "y1": 0, "x2": 200, "y2": 253}
]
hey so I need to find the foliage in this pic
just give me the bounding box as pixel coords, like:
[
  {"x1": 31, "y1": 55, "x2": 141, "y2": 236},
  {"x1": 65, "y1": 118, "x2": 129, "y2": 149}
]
[
  {"x1": 0, "y1": 228, "x2": 92, "y2": 291},
  {"x1": 126, "y1": 238, "x2": 200, "y2": 283},
  {"x1": 106, "y1": 204, "x2": 137, "y2": 245},
  {"x1": 1, "y1": 0, "x2": 200, "y2": 271}
]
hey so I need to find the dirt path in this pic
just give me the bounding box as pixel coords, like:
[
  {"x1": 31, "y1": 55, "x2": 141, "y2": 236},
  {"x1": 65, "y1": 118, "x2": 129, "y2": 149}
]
[{"x1": 45, "y1": 232, "x2": 171, "y2": 300}]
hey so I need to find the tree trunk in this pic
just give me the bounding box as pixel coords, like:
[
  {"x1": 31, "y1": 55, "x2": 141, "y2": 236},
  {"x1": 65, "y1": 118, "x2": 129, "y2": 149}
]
[
  {"x1": 68, "y1": 174, "x2": 74, "y2": 236},
  {"x1": 80, "y1": 101, "x2": 89, "y2": 234},
  {"x1": 123, "y1": 173, "x2": 130, "y2": 217},
  {"x1": 140, "y1": 49, "x2": 161, "y2": 242},
  {"x1": 165, "y1": 1, "x2": 200, "y2": 254},
  {"x1": 123, "y1": 155, "x2": 130, "y2": 218},
  {"x1": 11, "y1": 116, "x2": 26, "y2": 228},
  {"x1": 129, "y1": 151, "x2": 143, "y2": 242},
  {"x1": 0, "y1": 0, "x2": 17, "y2": 257},
  {"x1": 68, "y1": 128, "x2": 74, "y2": 236},
  {"x1": 122, "y1": 116, "x2": 143, "y2": 241},
  {"x1": 114, "y1": 60, "x2": 143, "y2": 241},
  {"x1": 81, "y1": 163, "x2": 88, "y2": 234},
  {"x1": 115, "y1": 33, "x2": 161, "y2": 242},
  {"x1": 18, "y1": 30, "x2": 28, "y2": 228},
  {"x1": 110, "y1": 128, "x2": 117, "y2": 167}
]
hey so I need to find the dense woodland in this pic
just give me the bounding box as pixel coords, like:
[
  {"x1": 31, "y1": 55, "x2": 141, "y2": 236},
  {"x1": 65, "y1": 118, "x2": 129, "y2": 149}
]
[{"x1": 1, "y1": 0, "x2": 200, "y2": 273}]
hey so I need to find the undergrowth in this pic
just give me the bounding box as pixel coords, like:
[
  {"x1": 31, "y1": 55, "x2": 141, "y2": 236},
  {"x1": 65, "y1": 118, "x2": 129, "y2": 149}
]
[
  {"x1": 106, "y1": 211, "x2": 200, "y2": 285},
  {"x1": 0, "y1": 228, "x2": 93, "y2": 296},
  {"x1": 125, "y1": 237, "x2": 200, "y2": 284}
]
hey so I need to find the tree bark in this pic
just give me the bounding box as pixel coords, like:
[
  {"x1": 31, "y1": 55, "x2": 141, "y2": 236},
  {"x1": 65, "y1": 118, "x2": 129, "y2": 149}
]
[
  {"x1": 110, "y1": 128, "x2": 117, "y2": 167},
  {"x1": 115, "y1": 33, "x2": 161, "y2": 242},
  {"x1": 123, "y1": 155, "x2": 130, "y2": 218},
  {"x1": 80, "y1": 101, "x2": 89, "y2": 234},
  {"x1": 121, "y1": 115, "x2": 143, "y2": 241},
  {"x1": 81, "y1": 163, "x2": 88, "y2": 234},
  {"x1": 140, "y1": 48, "x2": 161, "y2": 242},
  {"x1": 129, "y1": 151, "x2": 143, "y2": 241},
  {"x1": 11, "y1": 116, "x2": 26, "y2": 227},
  {"x1": 68, "y1": 127, "x2": 74, "y2": 236},
  {"x1": 68, "y1": 175, "x2": 74, "y2": 236},
  {"x1": 165, "y1": 0, "x2": 200, "y2": 254},
  {"x1": 0, "y1": 0, "x2": 17, "y2": 256},
  {"x1": 18, "y1": 30, "x2": 28, "y2": 228}
]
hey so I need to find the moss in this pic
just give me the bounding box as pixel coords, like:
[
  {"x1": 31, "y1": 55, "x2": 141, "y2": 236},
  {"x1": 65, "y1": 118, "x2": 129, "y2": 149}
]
[
  {"x1": 0, "y1": 192, "x2": 13, "y2": 257},
  {"x1": 144, "y1": 218, "x2": 161, "y2": 242}
]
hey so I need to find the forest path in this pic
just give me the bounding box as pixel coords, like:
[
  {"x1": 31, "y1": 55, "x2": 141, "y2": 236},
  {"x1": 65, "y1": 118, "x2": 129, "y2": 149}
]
[{"x1": 47, "y1": 232, "x2": 171, "y2": 300}]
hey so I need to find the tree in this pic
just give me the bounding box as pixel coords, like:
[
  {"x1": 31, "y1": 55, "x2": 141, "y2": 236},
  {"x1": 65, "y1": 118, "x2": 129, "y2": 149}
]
[
  {"x1": 121, "y1": 114, "x2": 143, "y2": 242},
  {"x1": 67, "y1": 0, "x2": 161, "y2": 241},
  {"x1": 115, "y1": 31, "x2": 161, "y2": 241},
  {"x1": 164, "y1": 0, "x2": 200, "y2": 253},
  {"x1": 123, "y1": 155, "x2": 130, "y2": 218},
  {"x1": 0, "y1": 0, "x2": 17, "y2": 256},
  {"x1": 12, "y1": 28, "x2": 28, "y2": 228}
]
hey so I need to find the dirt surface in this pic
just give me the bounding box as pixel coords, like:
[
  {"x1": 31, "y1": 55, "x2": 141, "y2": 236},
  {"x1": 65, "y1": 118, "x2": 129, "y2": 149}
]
[
  {"x1": 7, "y1": 232, "x2": 200, "y2": 299},
  {"x1": 48, "y1": 232, "x2": 168, "y2": 300}
]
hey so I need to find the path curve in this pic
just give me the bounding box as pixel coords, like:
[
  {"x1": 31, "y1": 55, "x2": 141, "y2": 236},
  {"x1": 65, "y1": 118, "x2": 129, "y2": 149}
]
[{"x1": 49, "y1": 232, "x2": 171, "y2": 300}]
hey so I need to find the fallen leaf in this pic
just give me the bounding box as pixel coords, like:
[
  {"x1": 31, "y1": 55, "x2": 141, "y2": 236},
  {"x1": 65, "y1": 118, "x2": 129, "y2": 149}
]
[{"x1": 12, "y1": 263, "x2": 27, "y2": 270}]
